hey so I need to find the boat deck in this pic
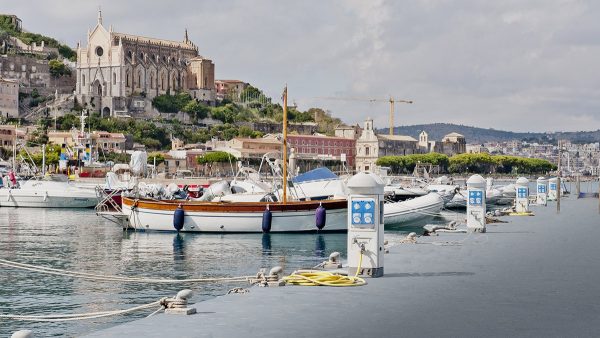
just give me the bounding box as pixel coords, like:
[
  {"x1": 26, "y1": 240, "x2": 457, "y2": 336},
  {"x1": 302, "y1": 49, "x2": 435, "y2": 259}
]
[{"x1": 85, "y1": 198, "x2": 600, "y2": 337}]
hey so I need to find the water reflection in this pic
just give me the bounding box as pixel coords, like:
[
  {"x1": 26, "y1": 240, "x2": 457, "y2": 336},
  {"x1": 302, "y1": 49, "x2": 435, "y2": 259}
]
[
  {"x1": 172, "y1": 233, "x2": 185, "y2": 261},
  {"x1": 261, "y1": 233, "x2": 272, "y2": 255},
  {"x1": 315, "y1": 234, "x2": 326, "y2": 258}
]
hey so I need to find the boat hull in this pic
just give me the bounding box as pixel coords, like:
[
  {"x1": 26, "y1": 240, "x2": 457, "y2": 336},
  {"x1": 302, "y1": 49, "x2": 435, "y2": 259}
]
[
  {"x1": 122, "y1": 197, "x2": 348, "y2": 233},
  {"x1": 0, "y1": 189, "x2": 97, "y2": 208},
  {"x1": 384, "y1": 193, "x2": 444, "y2": 226}
]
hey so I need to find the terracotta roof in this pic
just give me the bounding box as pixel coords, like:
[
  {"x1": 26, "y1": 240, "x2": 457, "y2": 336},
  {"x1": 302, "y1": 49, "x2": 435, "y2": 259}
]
[{"x1": 233, "y1": 137, "x2": 281, "y2": 143}]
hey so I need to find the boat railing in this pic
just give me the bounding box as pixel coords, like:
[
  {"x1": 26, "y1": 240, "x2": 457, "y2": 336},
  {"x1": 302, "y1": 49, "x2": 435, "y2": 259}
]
[
  {"x1": 95, "y1": 186, "x2": 122, "y2": 213},
  {"x1": 95, "y1": 186, "x2": 129, "y2": 228}
]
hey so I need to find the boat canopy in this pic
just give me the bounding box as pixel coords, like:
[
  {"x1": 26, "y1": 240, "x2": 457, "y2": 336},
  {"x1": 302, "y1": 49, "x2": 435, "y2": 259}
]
[{"x1": 292, "y1": 167, "x2": 338, "y2": 183}]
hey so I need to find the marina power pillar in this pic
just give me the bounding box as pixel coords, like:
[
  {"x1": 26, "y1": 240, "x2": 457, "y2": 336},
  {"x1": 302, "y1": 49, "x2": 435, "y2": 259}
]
[
  {"x1": 515, "y1": 177, "x2": 530, "y2": 213},
  {"x1": 346, "y1": 172, "x2": 385, "y2": 278},
  {"x1": 466, "y1": 174, "x2": 486, "y2": 233},
  {"x1": 536, "y1": 177, "x2": 548, "y2": 206},
  {"x1": 548, "y1": 177, "x2": 558, "y2": 201}
]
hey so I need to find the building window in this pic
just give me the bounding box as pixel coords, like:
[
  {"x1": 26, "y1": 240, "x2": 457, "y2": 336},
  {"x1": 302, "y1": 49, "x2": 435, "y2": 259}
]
[
  {"x1": 113, "y1": 73, "x2": 116, "y2": 85},
  {"x1": 365, "y1": 147, "x2": 370, "y2": 155},
  {"x1": 82, "y1": 74, "x2": 86, "y2": 86},
  {"x1": 95, "y1": 46, "x2": 104, "y2": 57}
]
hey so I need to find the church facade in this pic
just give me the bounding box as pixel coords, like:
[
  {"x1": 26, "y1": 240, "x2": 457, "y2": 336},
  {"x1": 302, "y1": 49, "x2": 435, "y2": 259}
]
[{"x1": 75, "y1": 11, "x2": 215, "y2": 117}]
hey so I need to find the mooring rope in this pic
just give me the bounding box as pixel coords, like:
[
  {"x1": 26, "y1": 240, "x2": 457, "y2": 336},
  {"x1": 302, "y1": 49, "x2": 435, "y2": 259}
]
[
  {"x1": 0, "y1": 301, "x2": 162, "y2": 322},
  {"x1": 0, "y1": 258, "x2": 255, "y2": 284},
  {"x1": 0, "y1": 289, "x2": 197, "y2": 322}
]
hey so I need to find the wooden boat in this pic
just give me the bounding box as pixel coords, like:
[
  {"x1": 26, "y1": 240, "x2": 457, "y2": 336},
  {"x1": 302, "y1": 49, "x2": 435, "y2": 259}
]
[
  {"x1": 120, "y1": 87, "x2": 348, "y2": 233},
  {"x1": 122, "y1": 196, "x2": 347, "y2": 232}
]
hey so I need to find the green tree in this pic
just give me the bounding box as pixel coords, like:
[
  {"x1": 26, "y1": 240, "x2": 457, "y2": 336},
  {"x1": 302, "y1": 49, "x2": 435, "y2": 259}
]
[
  {"x1": 48, "y1": 59, "x2": 71, "y2": 77},
  {"x1": 151, "y1": 93, "x2": 192, "y2": 113},
  {"x1": 197, "y1": 151, "x2": 237, "y2": 164},
  {"x1": 147, "y1": 152, "x2": 165, "y2": 165},
  {"x1": 182, "y1": 100, "x2": 210, "y2": 120}
]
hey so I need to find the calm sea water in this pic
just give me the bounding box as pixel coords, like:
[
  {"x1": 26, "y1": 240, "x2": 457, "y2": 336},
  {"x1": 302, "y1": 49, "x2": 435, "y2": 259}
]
[{"x1": 0, "y1": 207, "x2": 435, "y2": 337}]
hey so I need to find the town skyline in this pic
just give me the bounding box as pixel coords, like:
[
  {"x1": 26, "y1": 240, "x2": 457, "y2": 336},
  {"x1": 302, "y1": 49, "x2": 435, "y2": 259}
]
[{"x1": 3, "y1": 1, "x2": 600, "y2": 132}]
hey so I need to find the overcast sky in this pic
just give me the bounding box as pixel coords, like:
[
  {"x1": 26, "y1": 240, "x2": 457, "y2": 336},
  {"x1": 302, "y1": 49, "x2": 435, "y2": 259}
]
[{"x1": 5, "y1": 0, "x2": 600, "y2": 132}]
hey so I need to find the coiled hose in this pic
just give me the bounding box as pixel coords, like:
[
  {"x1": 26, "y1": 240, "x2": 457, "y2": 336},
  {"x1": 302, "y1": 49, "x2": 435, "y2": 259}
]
[{"x1": 282, "y1": 252, "x2": 366, "y2": 287}]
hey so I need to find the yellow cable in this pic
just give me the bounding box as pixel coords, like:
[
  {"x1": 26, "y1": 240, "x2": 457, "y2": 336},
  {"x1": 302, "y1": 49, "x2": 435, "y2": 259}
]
[
  {"x1": 282, "y1": 253, "x2": 366, "y2": 287},
  {"x1": 508, "y1": 212, "x2": 534, "y2": 216},
  {"x1": 354, "y1": 251, "x2": 363, "y2": 277}
]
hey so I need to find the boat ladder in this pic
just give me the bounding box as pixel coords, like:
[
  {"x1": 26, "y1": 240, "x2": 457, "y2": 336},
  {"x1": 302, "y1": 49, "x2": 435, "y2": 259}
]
[{"x1": 95, "y1": 186, "x2": 129, "y2": 227}]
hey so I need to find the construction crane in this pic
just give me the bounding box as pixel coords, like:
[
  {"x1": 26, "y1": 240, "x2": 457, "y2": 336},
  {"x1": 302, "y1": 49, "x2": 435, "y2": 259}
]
[{"x1": 316, "y1": 96, "x2": 413, "y2": 135}]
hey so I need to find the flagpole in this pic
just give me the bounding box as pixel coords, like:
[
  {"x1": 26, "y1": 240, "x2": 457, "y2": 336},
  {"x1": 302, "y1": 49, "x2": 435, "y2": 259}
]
[{"x1": 282, "y1": 85, "x2": 288, "y2": 204}]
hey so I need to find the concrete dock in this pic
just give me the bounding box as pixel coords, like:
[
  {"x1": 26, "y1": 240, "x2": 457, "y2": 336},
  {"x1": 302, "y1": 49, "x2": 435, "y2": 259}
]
[{"x1": 86, "y1": 198, "x2": 600, "y2": 337}]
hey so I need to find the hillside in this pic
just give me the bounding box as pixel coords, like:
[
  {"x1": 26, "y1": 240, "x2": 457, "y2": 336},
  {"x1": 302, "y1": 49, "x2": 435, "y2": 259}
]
[{"x1": 380, "y1": 123, "x2": 600, "y2": 144}]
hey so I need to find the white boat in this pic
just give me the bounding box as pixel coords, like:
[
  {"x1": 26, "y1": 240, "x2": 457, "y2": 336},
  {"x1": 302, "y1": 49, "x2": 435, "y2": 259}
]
[
  {"x1": 384, "y1": 184, "x2": 428, "y2": 201},
  {"x1": 0, "y1": 175, "x2": 98, "y2": 208},
  {"x1": 426, "y1": 184, "x2": 460, "y2": 204},
  {"x1": 122, "y1": 196, "x2": 347, "y2": 232},
  {"x1": 289, "y1": 167, "x2": 348, "y2": 200},
  {"x1": 119, "y1": 87, "x2": 348, "y2": 233},
  {"x1": 446, "y1": 186, "x2": 515, "y2": 208},
  {"x1": 384, "y1": 193, "x2": 445, "y2": 225}
]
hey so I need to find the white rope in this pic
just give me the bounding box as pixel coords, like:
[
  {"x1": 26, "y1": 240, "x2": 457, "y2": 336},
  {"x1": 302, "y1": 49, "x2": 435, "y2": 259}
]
[
  {"x1": 0, "y1": 300, "x2": 162, "y2": 322},
  {"x1": 0, "y1": 258, "x2": 254, "y2": 284}
]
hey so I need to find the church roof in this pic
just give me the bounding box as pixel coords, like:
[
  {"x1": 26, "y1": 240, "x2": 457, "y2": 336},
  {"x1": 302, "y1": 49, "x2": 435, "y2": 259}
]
[
  {"x1": 443, "y1": 132, "x2": 464, "y2": 138},
  {"x1": 112, "y1": 32, "x2": 197, "y2": 50},
  {"x1": 378, "y1": 134, "x2": 418, "y2": 142}
]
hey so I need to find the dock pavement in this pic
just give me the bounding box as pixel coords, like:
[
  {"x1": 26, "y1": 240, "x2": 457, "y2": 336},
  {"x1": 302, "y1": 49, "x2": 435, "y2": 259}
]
[{"x1": 86, "y1": 197, "x2": 600, "y2": 337}]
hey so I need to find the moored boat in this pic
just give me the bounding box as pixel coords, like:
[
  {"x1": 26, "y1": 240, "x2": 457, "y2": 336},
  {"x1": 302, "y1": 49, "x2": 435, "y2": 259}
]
[
  {"x1": 384, "y1": 193, "x2": 444, "y2": 225},
  {"x1": 0, "y1": 175, "x2": 98, "y2": 208},
  {"x1": 122, "y1": 196, "x2": 347, "y2": 232}
]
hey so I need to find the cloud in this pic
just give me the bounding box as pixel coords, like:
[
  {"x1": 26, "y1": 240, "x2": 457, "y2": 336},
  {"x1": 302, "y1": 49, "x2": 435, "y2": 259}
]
[{"x1": 3, "y1": 0, "x2": 600, "y2": 132}]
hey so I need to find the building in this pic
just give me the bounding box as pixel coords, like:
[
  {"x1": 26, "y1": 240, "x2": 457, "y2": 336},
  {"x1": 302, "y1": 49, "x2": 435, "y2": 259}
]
[
  {"x1": 334, "y1": 124, "x2": 362, "y2": 140},
  {"x1": 377, "y1": 134, "x2": 420, "y2": 156},
  {"x1": 91, "y1": 131, "x2": 126, "y2": 152},
  {"x1": 0, "y1": 77, "x2": 18, "y2": 119},
  {"x1": 236, "y1": 121, "x2": 318, "y2": 135},
  {"x1": 75, "y1": 10, "x2": 215, "y2": 117},
  {"x1": 163, "y1": 150, "x2": 189, "y2": 174},
  {"x1": 288, "y1": 134, "x2": 356, "y2": 167},
  {"x1": 466, "y1": 144, "x2": 489, "y2": 154},
  {"x1": 48, "y1": 130, "x2": 126, "y2": 153},
  {"x1": 354, "y1": 118, "x2": 419, "y2": 172},
  {"x1": 1, "y1": 14, "x2": 22, "y2": 32},
  {"x1": 226, "y1": 137, "x2": 281, "y2": 159},
  {"x1": 440, "y1": 132, "x2": 467, "y2": 155},
  {"x1": 0, "y1": 124, "x2": 16, "y2": 148},
  {"x1": 215, "y1": 80, "x2": 248, "y2": 100}
]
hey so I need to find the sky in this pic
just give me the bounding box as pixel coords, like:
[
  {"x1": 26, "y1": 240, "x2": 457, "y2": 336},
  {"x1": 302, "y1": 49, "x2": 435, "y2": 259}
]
[{"x1": 4, "y1": 0, "x2": 600, "y2": 132}]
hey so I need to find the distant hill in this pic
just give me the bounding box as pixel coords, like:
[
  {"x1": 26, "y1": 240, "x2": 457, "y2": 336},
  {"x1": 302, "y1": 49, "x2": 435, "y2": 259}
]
[{"x1": 378, "y1": 123, "x2": 600, "y2": 144}]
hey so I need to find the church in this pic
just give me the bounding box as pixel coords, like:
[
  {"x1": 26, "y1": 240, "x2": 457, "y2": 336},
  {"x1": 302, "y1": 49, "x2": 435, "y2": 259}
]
[{"x1": 75, "y1": 10, "x2": 215, "y2": 117}]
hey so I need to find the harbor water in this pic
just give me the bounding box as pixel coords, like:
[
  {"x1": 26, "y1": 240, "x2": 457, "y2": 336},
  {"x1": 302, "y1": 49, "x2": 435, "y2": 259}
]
[{"x1": 0, "y1": 207, "x2": 439, "y2": 337}]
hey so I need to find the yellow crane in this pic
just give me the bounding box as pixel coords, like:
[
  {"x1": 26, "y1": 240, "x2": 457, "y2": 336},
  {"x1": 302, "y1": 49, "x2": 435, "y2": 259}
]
[{"x1": 316, "y1": 96, "x2": 413, "y2": 135}]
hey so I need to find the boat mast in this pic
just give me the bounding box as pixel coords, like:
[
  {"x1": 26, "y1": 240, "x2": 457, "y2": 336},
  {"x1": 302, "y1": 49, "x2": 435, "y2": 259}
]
[
  {"x1": 12, "y1": 124, "x2": 16, "y2": 171},
  {"x1": 282, "y1": 85, "x2": 288, "y2": 204}
]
